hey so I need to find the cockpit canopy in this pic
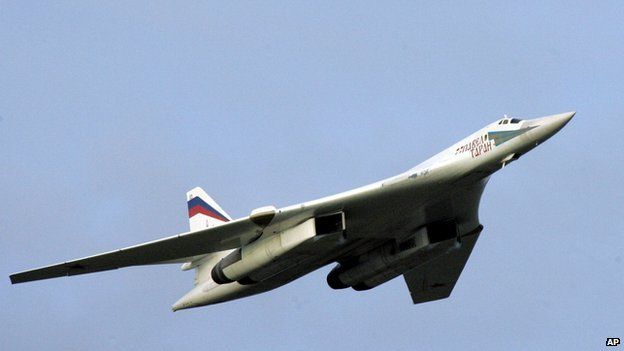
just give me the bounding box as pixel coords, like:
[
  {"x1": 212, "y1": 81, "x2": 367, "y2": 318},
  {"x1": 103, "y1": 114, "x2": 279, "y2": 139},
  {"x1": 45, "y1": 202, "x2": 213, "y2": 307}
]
[{"x1": 498, "y1": 117, "x2": 523, "y2": 125}]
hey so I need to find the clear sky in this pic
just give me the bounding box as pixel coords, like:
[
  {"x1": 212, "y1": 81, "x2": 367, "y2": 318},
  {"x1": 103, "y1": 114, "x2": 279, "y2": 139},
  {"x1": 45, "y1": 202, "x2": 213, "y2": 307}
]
[{"x1": 1, "y1": 2, "x2": 622, "y2": 350}]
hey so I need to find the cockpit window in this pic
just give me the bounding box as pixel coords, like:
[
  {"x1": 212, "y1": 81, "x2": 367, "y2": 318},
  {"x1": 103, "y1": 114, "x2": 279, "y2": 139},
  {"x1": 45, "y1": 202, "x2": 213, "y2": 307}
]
[
  {"x1": 510, "y1": 118, "x2": 522, "y2": 124},
  {"x1": 502, "y1": 120, "x2": 509, "y2": 125}
]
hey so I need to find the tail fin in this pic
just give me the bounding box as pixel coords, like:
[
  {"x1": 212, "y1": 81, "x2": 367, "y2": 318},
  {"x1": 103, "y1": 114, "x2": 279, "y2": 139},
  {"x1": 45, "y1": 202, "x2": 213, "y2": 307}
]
[{"x1": 186, "y1": 187, "x2": 231, "y2": 232}]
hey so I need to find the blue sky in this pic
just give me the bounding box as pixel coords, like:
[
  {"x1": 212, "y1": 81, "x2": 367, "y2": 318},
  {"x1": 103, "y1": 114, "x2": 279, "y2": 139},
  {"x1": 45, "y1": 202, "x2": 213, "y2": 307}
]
[{"x1": 1, "y1": 2, "x2": 622, "y2": 350}]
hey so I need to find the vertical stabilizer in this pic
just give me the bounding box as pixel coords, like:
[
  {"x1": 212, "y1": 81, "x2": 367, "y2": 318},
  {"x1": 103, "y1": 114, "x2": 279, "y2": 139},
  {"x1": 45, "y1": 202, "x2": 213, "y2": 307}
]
[{"x1": 186, "y1": 187, "x2": 231, "y2": 232}]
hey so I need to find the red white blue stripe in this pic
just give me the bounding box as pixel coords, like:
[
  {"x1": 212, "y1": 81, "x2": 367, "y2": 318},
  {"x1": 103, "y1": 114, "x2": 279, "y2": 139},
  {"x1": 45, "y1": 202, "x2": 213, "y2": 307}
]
[{"x1": 187, "y1": 197, "x2": 229, "y2": 222}]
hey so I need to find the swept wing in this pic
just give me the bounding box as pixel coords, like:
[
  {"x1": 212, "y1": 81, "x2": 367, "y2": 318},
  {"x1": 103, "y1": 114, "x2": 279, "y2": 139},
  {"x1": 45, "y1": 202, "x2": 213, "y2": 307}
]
[{"x1": 10, "y1": 217, "x2": 263, "y2": 284}]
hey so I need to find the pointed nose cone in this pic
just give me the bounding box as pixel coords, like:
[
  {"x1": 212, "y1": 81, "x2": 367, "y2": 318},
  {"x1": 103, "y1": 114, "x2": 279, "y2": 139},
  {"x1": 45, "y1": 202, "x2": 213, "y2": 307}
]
[
  {"x1": 547, "y1": 111, "x2": 575, "y2": 129},
  {"x1": 527, "y1": 111, "x2": 575, "y2": 144},
  {"x1": 543, "y1": 110, "x2": 575, "y2": 137}
]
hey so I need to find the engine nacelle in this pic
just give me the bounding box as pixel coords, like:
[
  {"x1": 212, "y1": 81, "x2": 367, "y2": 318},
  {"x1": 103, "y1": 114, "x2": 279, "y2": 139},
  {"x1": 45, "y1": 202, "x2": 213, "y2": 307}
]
[
  {"x1": 212, "y1": 218, "x2": 316, "y2": 284},
  {"x1": 212, "y1": 215, "x2": 345, "y2": 284},
  {"x1": 327, "y1": 220, "x2": 459, "y2": 290},
  {"x1": 326, "y1": 264, "x2": 350, "y2": 289},
  {"x1": 211, "y1": 249, "x2": 242, "y2": 284}
]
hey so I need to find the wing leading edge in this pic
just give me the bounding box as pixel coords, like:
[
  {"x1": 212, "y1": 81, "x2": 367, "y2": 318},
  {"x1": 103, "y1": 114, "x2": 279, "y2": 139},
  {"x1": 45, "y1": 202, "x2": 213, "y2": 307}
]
[
  {"x1": 403, "y1": 225, "x2": 482, "y2": 304},
  {"x1": 10, "y1": 217, "x2": 263, "y2": 284}
]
